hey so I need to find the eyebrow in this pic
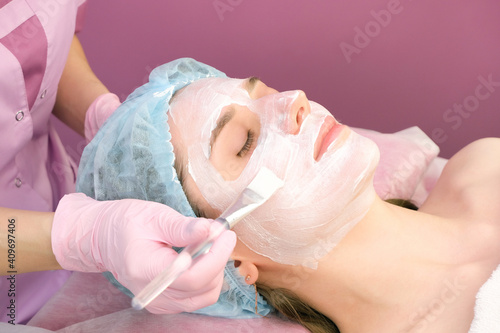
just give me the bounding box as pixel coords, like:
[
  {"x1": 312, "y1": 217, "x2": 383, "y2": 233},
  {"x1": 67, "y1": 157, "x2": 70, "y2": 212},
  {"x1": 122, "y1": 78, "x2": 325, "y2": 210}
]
[
  {"x1": 210, "y1": 106, "x2": 236, "y2": 151},
  {"x1": 246, "y1": 76, "x2": 261, "y2": 95}
]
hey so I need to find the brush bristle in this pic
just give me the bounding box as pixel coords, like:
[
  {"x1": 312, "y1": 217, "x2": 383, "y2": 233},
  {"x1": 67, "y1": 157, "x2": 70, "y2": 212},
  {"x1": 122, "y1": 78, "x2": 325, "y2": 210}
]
[{"x1": 246, "y1": 167, "x2": 284, "y2": 199}]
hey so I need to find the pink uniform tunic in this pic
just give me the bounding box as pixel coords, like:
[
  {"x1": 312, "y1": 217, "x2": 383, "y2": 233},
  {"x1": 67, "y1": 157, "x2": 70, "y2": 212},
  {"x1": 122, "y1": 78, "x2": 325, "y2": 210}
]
[{"x1": 0, "y1": 0, "x2": 87, "y2": 324}]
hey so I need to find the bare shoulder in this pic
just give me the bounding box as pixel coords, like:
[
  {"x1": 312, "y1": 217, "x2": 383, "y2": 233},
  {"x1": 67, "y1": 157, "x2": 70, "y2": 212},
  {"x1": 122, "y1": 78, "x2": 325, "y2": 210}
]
[
  {"x1": 444, "y1": 138, "x2": 500, "y2": 188},
  {"x1": 421, "y1": 138, "x2": 500, "y2": 221}
]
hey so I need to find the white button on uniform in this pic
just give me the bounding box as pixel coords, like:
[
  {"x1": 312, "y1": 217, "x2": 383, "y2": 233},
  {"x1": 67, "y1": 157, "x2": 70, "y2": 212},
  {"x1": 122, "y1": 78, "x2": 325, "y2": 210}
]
[
  {"x1": 15, "y1": 110, "x2": 24, "y2": 121},
  {"x1": 41, "y1": 89, "x2": 47, "y2": 99},
  {"x1": 14, "y1": 178, "x2": 22, "y2": 188}
]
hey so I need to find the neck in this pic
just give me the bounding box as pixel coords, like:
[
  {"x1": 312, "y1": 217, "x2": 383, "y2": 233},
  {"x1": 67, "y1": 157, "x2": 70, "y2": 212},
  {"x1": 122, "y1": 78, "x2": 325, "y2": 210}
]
[{"x1": 281, "y1": 196, "x2": 461, "y2": 332}]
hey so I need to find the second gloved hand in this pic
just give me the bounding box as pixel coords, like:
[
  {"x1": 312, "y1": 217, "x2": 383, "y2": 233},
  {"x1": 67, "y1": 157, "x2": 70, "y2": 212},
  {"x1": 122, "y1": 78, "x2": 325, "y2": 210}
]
[
  {"x1": 84, "y1": 92, "x2": 121, "y2": 143},
  {"x1": 52, "y1": 193, "x2": 236, "y2": 314}
]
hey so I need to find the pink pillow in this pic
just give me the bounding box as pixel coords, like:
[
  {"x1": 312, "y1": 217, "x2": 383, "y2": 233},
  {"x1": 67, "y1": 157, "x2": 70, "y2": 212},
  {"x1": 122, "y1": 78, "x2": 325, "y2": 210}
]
[{"x1": 353, "y1": 126, "x2": 444, "y2": 206}]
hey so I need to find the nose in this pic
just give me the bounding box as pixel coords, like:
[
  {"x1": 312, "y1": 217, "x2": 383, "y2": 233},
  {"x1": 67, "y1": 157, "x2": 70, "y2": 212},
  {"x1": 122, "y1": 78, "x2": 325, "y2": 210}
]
[{"x1": 276, "y1": 90, "x2": 311, "y2": 134}]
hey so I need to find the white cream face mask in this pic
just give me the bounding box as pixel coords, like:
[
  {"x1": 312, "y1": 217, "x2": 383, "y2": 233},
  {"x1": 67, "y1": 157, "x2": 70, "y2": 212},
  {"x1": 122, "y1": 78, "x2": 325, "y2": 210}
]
[{"x1": 168, "y1": 77, "x2": 380, "y2": 268}]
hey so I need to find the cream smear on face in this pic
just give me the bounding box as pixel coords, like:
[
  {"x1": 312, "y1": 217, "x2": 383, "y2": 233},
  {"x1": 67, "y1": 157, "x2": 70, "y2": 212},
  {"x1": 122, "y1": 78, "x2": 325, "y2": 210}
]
[{"x1": 169, "y1": 77, "x2": 380, "y2": 268}]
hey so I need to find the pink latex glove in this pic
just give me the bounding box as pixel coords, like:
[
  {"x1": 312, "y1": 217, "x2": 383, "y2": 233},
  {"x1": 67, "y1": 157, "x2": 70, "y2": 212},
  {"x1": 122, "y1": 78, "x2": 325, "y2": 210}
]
[
  {"x1": 52, "y1": 193, "x2": 237, "y2": 314},
  {"x1": 84, "y1": 92, "x2": 121, "y2": 143}
]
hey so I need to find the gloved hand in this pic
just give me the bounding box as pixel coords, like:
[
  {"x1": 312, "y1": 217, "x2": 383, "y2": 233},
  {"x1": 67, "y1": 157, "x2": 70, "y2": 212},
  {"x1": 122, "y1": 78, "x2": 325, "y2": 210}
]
[
  {"x1": 84, "y1": 92, "x2": 121, "y2": 143},
  {"x1": 52, "y1": 193, "x2": 236, "y2": 314}
]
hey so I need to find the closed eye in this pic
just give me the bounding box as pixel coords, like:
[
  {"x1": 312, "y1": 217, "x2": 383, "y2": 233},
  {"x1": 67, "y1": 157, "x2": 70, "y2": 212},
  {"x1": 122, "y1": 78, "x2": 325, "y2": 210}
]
[{"x1": 237, "y1": 130, "x2": 256, "y2": 157}]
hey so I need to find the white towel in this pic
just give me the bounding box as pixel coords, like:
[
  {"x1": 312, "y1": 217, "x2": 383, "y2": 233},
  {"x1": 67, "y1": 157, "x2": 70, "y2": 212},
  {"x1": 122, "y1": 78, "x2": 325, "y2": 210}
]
[{"x1": 469, "y1": 264, "x2": 500, "y2": 332}]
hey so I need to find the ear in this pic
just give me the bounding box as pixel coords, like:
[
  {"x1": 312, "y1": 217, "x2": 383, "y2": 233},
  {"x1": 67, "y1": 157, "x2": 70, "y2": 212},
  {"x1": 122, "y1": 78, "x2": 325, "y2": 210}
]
[{"x1": 233, "y1": 259, "x2": 259, "y2": 285}]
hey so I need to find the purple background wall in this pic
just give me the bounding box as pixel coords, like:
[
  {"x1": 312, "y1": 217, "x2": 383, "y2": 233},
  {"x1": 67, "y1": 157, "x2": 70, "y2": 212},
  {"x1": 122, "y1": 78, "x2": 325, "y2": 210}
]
[{"x1": 58, "y1": 0, "x2": 500, "y2": 160}]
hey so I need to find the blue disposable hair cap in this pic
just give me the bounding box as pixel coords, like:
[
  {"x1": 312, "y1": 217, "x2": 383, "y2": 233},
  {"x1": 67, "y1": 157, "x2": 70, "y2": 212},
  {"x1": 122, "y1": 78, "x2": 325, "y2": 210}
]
[{"x1": 76, "y1": 58, "x2": 271, "y2": 318}]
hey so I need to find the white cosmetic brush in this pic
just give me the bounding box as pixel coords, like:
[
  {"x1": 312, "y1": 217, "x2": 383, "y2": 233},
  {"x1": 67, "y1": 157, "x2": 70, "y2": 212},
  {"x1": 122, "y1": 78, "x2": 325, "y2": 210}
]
[{"x1": 131, "y1": 167, "x2": 284, "y2": 310}]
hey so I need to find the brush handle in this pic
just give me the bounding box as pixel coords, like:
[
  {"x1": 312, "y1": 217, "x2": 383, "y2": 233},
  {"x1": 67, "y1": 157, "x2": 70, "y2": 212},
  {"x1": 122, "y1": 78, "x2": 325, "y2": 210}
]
[{"x1": 131, "y1": 220, "x2": 228, "y2": 310}]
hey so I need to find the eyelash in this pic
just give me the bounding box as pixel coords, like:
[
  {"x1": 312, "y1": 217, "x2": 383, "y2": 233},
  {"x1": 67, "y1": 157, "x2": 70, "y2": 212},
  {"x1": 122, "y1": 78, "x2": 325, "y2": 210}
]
[{"x1": 237, "y1": 130, "x2": 255, "y2": 157}]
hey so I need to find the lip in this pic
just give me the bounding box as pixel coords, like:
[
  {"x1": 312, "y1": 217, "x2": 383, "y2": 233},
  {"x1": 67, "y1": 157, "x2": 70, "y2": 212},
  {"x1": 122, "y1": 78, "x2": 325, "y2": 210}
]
[{"x1": 314, "y1": 117, "x2": 347, "y2": 161}]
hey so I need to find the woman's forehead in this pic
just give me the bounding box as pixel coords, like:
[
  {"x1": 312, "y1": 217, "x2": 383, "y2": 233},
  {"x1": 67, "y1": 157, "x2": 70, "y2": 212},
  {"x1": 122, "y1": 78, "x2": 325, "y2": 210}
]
[
  {"x1": 182, "y1": 77, "x2": 248, "y2": 97},
  {"x1": 172, "y1": 77, "x2": 251, "y2": 124}
]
